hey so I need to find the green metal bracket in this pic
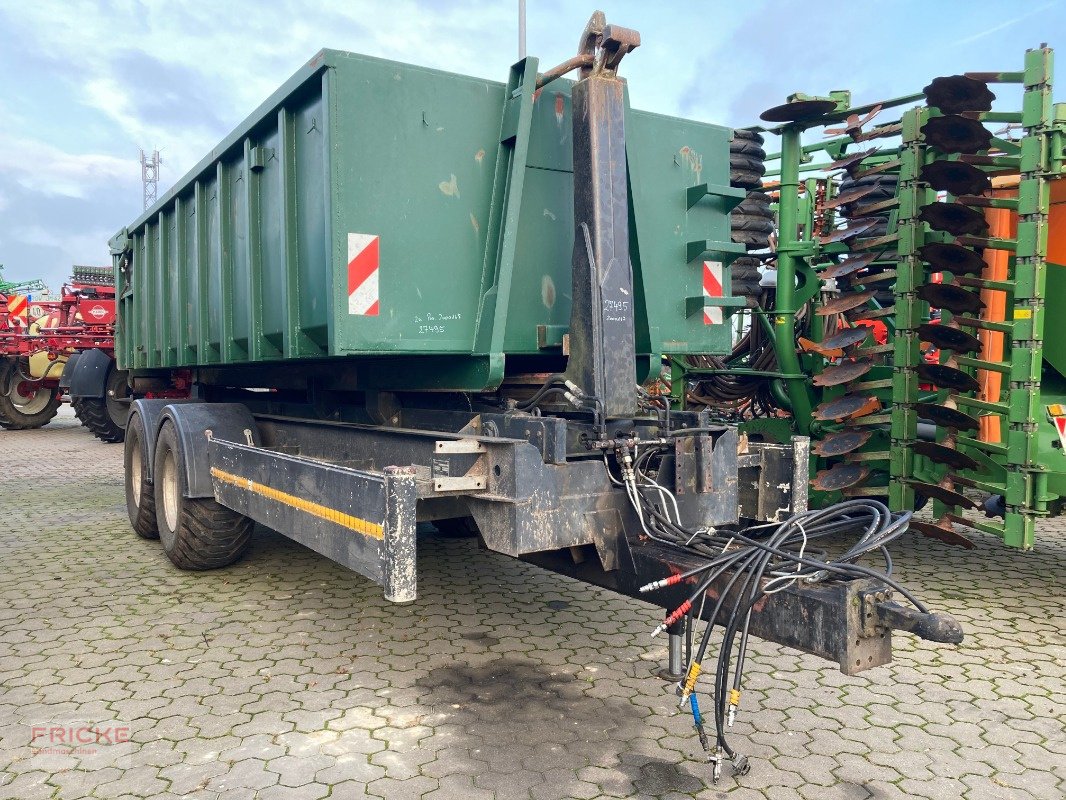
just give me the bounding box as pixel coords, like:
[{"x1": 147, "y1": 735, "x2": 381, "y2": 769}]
[
  {"x1": 687, "y1": 182, "x2": 746, "y2": 211},
  {"x1": 686, "y1": 240, "x2": 746, "y2": 263},
  {"x1": 685, "y1": 294, "x2": 746, "y2": 317}
]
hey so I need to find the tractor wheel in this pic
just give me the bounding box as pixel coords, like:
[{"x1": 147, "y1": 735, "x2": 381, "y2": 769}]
[
  {"x1": 124, "y1": 413, "x2": 158, "y2": 539},
  {"x1": 77, "y1": 367, "x2": 130, "y2": 444},
  {"x1": 153, "y1": 422, "x2": 254, "y2": 570},
  {"x1": 0, "y1": 359, "x2": 60, "y2": 430}
]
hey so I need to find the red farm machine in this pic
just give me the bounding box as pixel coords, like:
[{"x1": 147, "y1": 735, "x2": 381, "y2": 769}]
[{"x1": 0, "y1": 265, "x2": 130, "y2": 440}]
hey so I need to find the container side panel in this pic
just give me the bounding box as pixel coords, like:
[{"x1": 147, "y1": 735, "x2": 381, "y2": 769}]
[
  {"x1": 206, "y1": 173, "x2": 223, "y2": 360},
  {"x1": 166, "y1": 209, "x2": 180, "y2": 363},
  {"x1": 330, "y1": 56, "x2": 503, "y2": 354},
  {"x1": 146, "y1": 223, "x2": 160, "y2": 367},
  {"x1": 294, "y1": 92, "x2": 329, "y2": 349},
  {"x1": 626, "y1": 109, "x2": 734, "y2": 356},
  {"x1": 230, "y1": 158, "x2": 251, "y2": 357},
  {"x1": 183, "y1": 192, "x2": 200, "y2": 361},
  {"x1": 259, "y1": 127, "x2": 285, "y2": 351},
  {"x1": 501, "y1": 83, "x2": 574, "y2": 353}
]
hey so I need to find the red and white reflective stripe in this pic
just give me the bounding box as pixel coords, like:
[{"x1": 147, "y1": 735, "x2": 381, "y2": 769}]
[
  {"x1": 7, "y1": 295, "x2": 28, "y2": 320},
  {"x1": 347, "y1": 233, "x2": 380, "y2": 316},
  {"x1": 702, "y1": 260, "x2": 723, "y2": 325}
]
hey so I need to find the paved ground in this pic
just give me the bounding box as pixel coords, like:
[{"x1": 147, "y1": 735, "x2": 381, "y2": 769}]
[{"x1": 0, "y1": 409, "x2": 1063, "y2": 800}]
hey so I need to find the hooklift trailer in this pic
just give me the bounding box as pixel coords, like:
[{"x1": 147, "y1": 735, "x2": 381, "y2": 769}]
[{"x1": 111, "y1": 13, "x2": 960, "y2": 780}]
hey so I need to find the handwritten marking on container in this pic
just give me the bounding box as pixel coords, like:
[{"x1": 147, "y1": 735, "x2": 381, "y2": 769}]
[
  {"x1": 543, "y1": 208, "x2": 556, "y2": 221},
  {"x1": 347, "y1": 233, "x2": 380, "y2": 316},
  {"x1": 415, "y1": 311, "x2": 462, "y2": 336},
  {"x1": 439, "y1": 174, "x2": 460, "y2": 198},
  {"x1": 470, "y1": 213, "x2": 480, "y2": 235}
]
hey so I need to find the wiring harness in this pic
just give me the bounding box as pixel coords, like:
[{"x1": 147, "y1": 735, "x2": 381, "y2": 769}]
[{"x1": 597, "y1": 436, "x2": 921, "y2": 782}]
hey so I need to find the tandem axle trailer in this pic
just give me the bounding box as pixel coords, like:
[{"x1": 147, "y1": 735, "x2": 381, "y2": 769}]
[{"x1": 112, "y1": 12, "x2": 960, "y2": 778}]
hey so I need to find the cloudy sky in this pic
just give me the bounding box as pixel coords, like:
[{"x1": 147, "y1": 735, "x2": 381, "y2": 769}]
[{"x1": 1, "y1": 0, "x2": 1061, "y2": 290}]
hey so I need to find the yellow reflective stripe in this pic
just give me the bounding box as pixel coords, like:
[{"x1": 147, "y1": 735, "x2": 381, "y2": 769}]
[{"x1": 209, "y1": 466, "x2": 384, "y2": 540}]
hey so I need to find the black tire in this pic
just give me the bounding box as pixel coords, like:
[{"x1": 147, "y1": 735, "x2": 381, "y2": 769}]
[
  {"x1": 124, "y1": 413, "x2": 159, "y2": 539},
  {"x1": 731, "y1": 257, "x2": 764, "y2": 301},
  {"x1": 0, "y1": 359, "x2": 60, "y2": 430},
  {"x1": 153, "y1": 422, "x2": 253, "y2": 570},
  {"x1": 735, "y1": 191, "x2": 773, "y2": 218},
  {"x1": 433, "y1": 517, "x2": 479, "y2": 538},
  {"x1": 731, "y1": 214, "x2": 775, "y2": 233},
  {"x1": 730, "y1": 139, "x2": 766, "y2": 160},
  {"x1": 732, "y1": 228, "x2": 773, "y2": 248},
  {"x1": 77, "y1": 367, "x2": 129, "y2": 444},
  {"x1": 730, "y1": 156, "x2": 765, "y2": 190},
  {"x1": 71, "y1": 396, "x2": 87, "y2": 426},
  {"x1": 730, "y1": 129, "x2": 764, "y2": 146}
]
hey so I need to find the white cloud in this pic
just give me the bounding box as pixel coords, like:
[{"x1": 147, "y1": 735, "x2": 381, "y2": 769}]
[{"x1": 0, "y1": 135, "x2": 138, "y2": 199}]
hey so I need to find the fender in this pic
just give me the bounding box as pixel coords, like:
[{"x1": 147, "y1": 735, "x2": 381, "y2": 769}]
[
  {"x1": 58, "y1": 353, "x2": 81, "y2": 391},
  {"x1": 128, "y1": 399, "x2": 187, "y2": 483},
  {"x1": 156, "y1": 403, "x2": 260, "y2": 498},
  {"x1": 68, "y1": 348, "x2": 111, "y2": 399}
]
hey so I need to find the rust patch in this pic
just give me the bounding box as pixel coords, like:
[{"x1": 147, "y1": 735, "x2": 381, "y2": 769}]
[
  {"x1": 678, "y1": 146, "x2": 703, "y2": 180},
  {"x1": 541, "y1": 275, "x2": 556, "y2": 309},
  {"x1": 470, "y1": 213, "x2": 480, "y2": 235},
  {"x1": 474, "y1": 148, "x2": 485, "y2": 164},
  {"x1": 438, "y1": 174, "x2": 460, "y2": 198},
  {"x1": 554, "y1": 93, "x2": 565, "y2": 125}
]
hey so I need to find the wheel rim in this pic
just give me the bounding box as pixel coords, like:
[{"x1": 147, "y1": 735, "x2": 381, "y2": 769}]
[
  {"x1": 3, "y1": 368, "x2": 52, "y2": 415},
  {"x1": 130, "y1": 435, "x2": 143, "y2": 506},
  {"x1": 161, "y1": 448, "x2": 180, "y2": 531},
  {"x1": 106, "y1": 370, "x2": 130, "y2": 427}
]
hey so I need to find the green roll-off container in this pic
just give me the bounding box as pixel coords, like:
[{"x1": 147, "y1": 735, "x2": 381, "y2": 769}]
[{"x1": 110, "y1": 49, "x2": 743, "y2": 391}]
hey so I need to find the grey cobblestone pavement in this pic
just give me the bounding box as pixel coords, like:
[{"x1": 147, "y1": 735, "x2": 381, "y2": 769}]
[{"x1": 0, "y1": 409, "x2": 1063, "y2": 799}]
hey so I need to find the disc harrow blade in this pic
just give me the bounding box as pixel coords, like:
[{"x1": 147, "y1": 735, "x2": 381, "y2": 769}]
[
  {"x1": 760, "y1": 99, "x2": 838, "y2": 123},
  {"x1": 922, "y1": 114, "x2": 993, "y2": 154},
  {"x1": 816, "y1": 289, "x2": 878, "y2": 316},
  {"x1": 915, "y1": 402, "x2": 981, "y2": 431},
  {"x1": 813, "y1": 394, "x2": 881, "y2": 422},
  {"x1": 923, "y1": 75, "x2": 996, "y2": 114},
  {"x1": 920, "y1": 159, "x2": 991, "y2": 196},
  {"x1": 917, "y1": 323, "x2": 982, "y2": 354},
  {"x1": 812, "y1": 463, "x2": 871, "y2": 492},
  {"x1": 813, "y1": 359, "x2": 874, "y2": 387},
  {"x1": 828, "y1": 148, "x2": 880, "y2": 174},
  {"x1": 910, "y1": 440, "x2": 981, "y2": 472},
  {"x1": 918, "y1": 242, "x2": 987, "y2": 276},
  {"x1": 821, "y1": 326, "x2": 871, "y2": 350},
  {"x1": 820, "y1": 253, "x2": 878, "y2": 280},
  {"x1": 916, "y1": 363, "x2": 980, "y2": 392},
  {"x1": 908, "y1": 519, "x2": 976, "y2": 549},
  {"x1": 817, "y1": 218, "x2": 880, "y2": 244},
  {"x1": 812, "y1": 428, "x2": 873, "y2": 457},
  {"x1": 918, "y1": 202, "x2": 990, "y2": 237},
  {"x1": 917, "y1": 283, "x2": 986, "y2": 315},
  {"x1": 905, "y1": 479, "x2": 978, "y2": 510}
]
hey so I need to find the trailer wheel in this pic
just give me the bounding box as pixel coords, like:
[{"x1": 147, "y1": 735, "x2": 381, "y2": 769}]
[
  {"x1": 0, "y1": 360, "x2": 61, "y2": 430},
  {"x1": 77, "y1": 367, "x2": 130, "y2": 444},
  {"x1": 153, "y1": 422, "x2": 253, "y2": 570},
  {"x1": 124, "y1": 413, "x2": 158, "y2": 539}
]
